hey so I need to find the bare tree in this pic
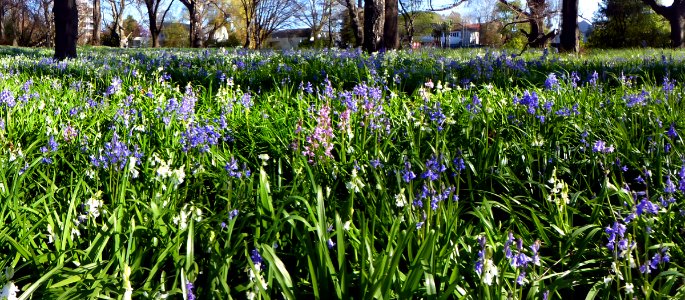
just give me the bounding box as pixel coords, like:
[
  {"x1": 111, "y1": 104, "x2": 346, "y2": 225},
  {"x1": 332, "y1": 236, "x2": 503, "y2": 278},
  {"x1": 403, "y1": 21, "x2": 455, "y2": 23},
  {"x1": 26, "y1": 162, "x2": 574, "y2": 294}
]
[
  {"x1": 498, "y1": 0, "x2": 558, "y2": 50},
  {"x1": 105, "y1": 0, "x2": 133, "y2": 47},
  {"x1": 239, "y1": 0, "x2": 296, "y2": 48},
  {"x1": 642, "y1": 0, "x2": 685, "y2": 48},
  {"x1": 138, "y1": 0, "x2": 173, "y2": 47},
  {"x1": 295, "y1": 0, "x2": 335, "y2": 43}
]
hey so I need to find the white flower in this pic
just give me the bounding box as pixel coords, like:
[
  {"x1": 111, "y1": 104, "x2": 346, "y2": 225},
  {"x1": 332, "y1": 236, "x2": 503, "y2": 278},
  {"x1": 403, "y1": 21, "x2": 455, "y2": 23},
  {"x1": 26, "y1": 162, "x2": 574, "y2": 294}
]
[
  {"x1": 128, "y1": 157, "x2": 139, "y2": 178},
  {"x1": 46, "y1": 224, "x2": 56, "y2": 244},
  {"x1": 156, "y1": 160, "x2": 172, "y2": 179},
  {"x1": 345, "y1": 169, "x2": 365, "y2": 193},
  {"x1": 170, "y1": 166, "x2": 185, "y2": 188},
  {"x1": 395, "y1": 189, "x2": 407, "y2": 207},
  {"x1": 343, "y1": 221, "x2": 351, "y2": 231},
  {"x1": 603, "y1": 276, "x2": 612, "y2": 286},
  {"x1": 86, "y1": 191, "x2": 104, "y2": 218},
  {"x1": 625, "y1": 283, "x2": 634, "y2": 294},
  {"x1": 0, "y1": 281, "x2": 20, "y2": 300},
  {"x1": 122, "y1": 265, "x2": 133, "y2": 300},
  {"x1": 482, "y1": 259, "x2": 498, "y2": 286},
  {"x1": 258, "y1": 154, "x2": 270, "y2": 166},
  {"x1": 71, "y1": 228, "x2": 81, "y2": 240}
]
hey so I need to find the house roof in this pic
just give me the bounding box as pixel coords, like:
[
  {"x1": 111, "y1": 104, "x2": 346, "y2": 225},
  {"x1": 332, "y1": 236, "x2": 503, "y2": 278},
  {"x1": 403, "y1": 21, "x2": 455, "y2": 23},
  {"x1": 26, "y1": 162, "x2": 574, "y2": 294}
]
[
  {"x1": 453, "y1": 24, "x2": 480, "y2": 31},
  {"x1": 270, "y1": 28, "x2": 312, "y2": 39}
]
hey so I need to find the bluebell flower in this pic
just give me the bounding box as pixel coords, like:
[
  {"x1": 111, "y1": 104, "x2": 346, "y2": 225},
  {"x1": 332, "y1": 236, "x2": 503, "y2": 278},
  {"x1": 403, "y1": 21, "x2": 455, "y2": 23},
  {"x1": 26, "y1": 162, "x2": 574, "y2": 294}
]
[
  {"x1": 544, "y1": 73, "x2": 559, "y2": 90},
  {"x1": 0, "y1": 89, "x2": 15, "y2": 108},
  {"x1": 664, "y1": 175, "x2": 676, "y2": 194},
  {"x1": 666, "y1": 123, "x2": 678, "y2": 139},
  {"x1": 250, "y1": 249, "x2": 263, "y2": 267},
  {"x1": 104, "y1": 77, "x2": 122, "y2": 97},
  {"x1": 186, "y1": 281, "x2": 195, "y2": 300},
  {"x1": 636, "y1": 199, "x2": 659, "y2": 216},
  {"x1": 605, "y1": 222, "x2": 627, "y2": 252},
  {"x1": 516, "y1": 271, "x2": 527, "y2": 286},
  {"x1": 663, "y1": 76, "x2": 675, "y2": 93},
  {"x1": 422, "y1": 155, "x2": 446, "y2": 181},
  {"x1": 370, "y1": 158, "x2": 383, "y2": 169},
  {"x1": 588, "y1": 71, "x2": 599, "y2": 86},
  {"x1": 402, "y1": 162, "x2": 416, "y2": 182},
  {"x1": 229, "y1": 209, "x2": 239, "y2": 220}
]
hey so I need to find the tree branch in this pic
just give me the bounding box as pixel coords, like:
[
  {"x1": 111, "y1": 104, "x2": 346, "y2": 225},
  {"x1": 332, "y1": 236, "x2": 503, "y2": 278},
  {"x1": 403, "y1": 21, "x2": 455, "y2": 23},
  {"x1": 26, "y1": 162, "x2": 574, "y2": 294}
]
[{"x1": 428, "y1": 0, "x2": 468, "y2": 12}]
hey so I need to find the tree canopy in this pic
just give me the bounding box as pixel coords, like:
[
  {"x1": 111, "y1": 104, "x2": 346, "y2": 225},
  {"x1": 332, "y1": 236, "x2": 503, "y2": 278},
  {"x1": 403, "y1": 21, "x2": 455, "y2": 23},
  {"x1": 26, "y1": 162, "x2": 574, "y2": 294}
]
[{"x1": 589, "y1": 0, "x2": 670, "y2": 48}]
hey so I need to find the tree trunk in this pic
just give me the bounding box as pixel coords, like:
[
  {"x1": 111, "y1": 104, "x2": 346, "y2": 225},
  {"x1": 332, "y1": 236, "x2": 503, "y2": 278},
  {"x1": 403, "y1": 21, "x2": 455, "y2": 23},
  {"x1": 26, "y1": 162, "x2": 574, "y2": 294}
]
[
  {"x1": 93, "y1": 0, "x2": 101, "y2": 45},
  {"x1": 147, "y1": 5, "x2": 159, "y2": 47},
  {"x1": 383, "y1": 0, "x2": 398, "y2": 50},
  {"x1": 343, "y1": 0, "x2": 363, "y2": 47},
  {"x1": 363, "y1": 0, "x2": 384, "y2": 52},
  {"x1": 188, "y1": 4, "x2": 203, "y2": 48},
  {"x1": 0, "y1": 3, "x2": 5, "y2": 43},
  {"x1": 54, "y1": 0, "x2": 78, "y2": 60},
  {"x1": 667, "y1": 12, "x2": 685, "y2": 48},
  {"x1": 560, "y1": 0, "x2": 578, "y2": 52}
]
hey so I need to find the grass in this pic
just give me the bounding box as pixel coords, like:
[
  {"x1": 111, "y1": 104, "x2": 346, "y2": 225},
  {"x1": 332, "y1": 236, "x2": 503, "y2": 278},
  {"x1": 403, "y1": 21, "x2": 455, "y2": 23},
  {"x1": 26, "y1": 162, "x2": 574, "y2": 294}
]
[{"x1": 0, "y1": 46, "x2": 683, "y2": 299}]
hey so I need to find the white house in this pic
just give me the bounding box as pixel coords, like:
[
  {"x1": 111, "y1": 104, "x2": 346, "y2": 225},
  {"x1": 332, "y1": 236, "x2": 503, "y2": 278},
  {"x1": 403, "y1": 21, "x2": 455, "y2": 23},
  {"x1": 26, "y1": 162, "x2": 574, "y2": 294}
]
[{"x1": 420, "y1": 23, "x2": 480, "y2": 48}]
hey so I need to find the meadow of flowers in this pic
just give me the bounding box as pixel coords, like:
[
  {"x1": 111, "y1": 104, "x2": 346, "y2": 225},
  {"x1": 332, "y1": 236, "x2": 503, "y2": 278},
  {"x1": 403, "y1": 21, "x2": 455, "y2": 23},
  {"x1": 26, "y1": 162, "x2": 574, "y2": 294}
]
[{"x1": 0, "y1": 46, "x2": 684, "y2": 299}]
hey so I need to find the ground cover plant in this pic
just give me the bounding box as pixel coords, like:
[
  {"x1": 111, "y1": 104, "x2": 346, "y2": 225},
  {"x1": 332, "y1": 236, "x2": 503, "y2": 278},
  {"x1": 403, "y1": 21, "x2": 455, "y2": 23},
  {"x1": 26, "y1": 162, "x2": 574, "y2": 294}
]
[{"x1": 0, "y1": 46, "x2": 684, "y2": 299}]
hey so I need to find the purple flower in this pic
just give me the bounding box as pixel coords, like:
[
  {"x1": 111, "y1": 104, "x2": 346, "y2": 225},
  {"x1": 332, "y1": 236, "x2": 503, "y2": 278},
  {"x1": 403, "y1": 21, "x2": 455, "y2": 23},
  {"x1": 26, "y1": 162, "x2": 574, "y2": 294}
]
[
  {"x1": 516, "y1": 271, "x2": 527, "y2": 286},
  {"x1": 186, "y1": 281, "x2": 195, "y2": 300},
  {"x1": 605, "y1": 222, "x2": 627, "y2": 252},
  {"x1": 402, "y1": 162, "x2": 416, "y2": 182},
  {"x1": 180, "y1": 123, "x2": 222, "y2": 153},
  {"x1": 250, "y1": 249, "x2": 263, "y2": 267},
  {"x1": 531, "y1": 240, "x2": 541, "y2": 266},
  {"x1": 422, "y1": 154, "x2": 446, "y2": 181},
  {"x1": 664, "y1": 175, "x2": 677, "y2": 194},
  {"x1": 544, "y1": 73, "x2": 559, "y2": 90},
  {"x1": 0, "y1": 89, "x2": 15, "y2": 108},
  {"x1": 592, "y1": 140, "x2": 614, "y2": 154},
  {"x1": 370, "y1": 158, "x2": 383, "y2": 169},
  {"x1": 229, "y1": 209, "x2": 239, "y2": 220},
  {"x1": 636, "y1": 199, "x2": 659, "y2": 216},
  {"x1": 327, "y1": 239, "x2": 336, "y2": 249},
  {"x1": 104, "y1": 77, "x2": 122, "y2": 97},
  {"x1": 666, "y1": 123, "x2": 678, "y2": 139}
]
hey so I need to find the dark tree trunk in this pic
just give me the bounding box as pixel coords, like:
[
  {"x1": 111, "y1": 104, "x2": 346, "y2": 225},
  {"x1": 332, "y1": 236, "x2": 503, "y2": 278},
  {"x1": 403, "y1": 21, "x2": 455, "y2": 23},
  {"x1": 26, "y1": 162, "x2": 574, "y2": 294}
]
[
  {"x1": 560, "y1": 0, "x2": 578, "y2": 52},
  {"x1": 363, "y1": 0, "x2": 384, "y2": 52},
  {"x1": 668, "y1": 13, "x2": 685, "y2": 47},
  {"x1": 383, "y1": 0, "x2": 398, "y2": 49},
  {"x1": 145, "y1": 0, "x2": 172, "y2": 48},
  {"x1": 149, "y1": 10, "x2": 160, "y2": 47},
  {"x1": 93, "y1": 0, "x2": 101, "y2": 45},
  {"x1": 54, "y1": 0, "x2": 78, "y2": 60}
]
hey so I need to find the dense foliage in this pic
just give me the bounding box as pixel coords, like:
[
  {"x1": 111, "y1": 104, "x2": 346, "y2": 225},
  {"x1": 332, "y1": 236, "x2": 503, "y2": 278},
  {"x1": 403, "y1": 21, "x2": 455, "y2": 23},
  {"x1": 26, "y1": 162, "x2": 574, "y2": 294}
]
[
  {"x1": 0, "y1": 46, "x2": 684, "y2": 299},
  {"x1": 588, "y1": 0, "x2": 670, "y2": 48}
]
